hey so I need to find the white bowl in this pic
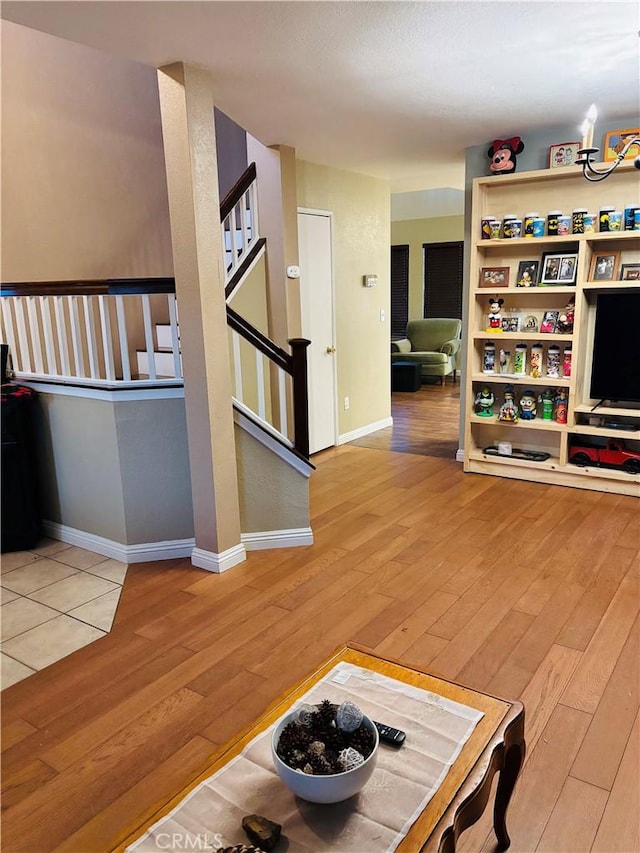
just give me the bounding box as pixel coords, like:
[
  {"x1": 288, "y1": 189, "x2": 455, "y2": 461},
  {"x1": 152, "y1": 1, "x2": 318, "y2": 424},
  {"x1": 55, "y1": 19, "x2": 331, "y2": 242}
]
[{"x1": 271, "y1": 711, "x2": 379, "y2": 804}]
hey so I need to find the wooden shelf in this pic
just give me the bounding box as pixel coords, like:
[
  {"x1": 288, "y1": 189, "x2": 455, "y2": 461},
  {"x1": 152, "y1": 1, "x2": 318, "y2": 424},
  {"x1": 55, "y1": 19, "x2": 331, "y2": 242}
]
[
  {"x1": 472, "y1": 332, "x2": 573, "y2": 342},
  {"x1": 465, "y1": 159, "x2": 638, "y2": 495},
  {"x1": 471, "y1": 373, "x2": 570, "y2": 388}
]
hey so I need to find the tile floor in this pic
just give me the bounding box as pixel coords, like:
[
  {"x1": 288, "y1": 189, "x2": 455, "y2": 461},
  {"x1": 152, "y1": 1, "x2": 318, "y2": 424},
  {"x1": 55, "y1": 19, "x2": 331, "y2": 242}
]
[{"x1": 1, "y1": 539, "x2": 128, "y2": 690}]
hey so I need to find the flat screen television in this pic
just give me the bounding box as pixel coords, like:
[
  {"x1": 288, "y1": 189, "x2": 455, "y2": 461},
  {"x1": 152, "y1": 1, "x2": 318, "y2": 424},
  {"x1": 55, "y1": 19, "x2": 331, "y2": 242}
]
[{"x1": 590, "y1": 292, "x2": 640, "y2": 404}]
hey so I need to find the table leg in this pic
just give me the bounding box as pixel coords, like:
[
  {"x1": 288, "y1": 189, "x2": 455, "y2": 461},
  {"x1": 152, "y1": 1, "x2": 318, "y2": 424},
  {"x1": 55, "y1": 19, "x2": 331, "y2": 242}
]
[{"x1": 493, "y1": 721, "x2": 526, "y2": 850}]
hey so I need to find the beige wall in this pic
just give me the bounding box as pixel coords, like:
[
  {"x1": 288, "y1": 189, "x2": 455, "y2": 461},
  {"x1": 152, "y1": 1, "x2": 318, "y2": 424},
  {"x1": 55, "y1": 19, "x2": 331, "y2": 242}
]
[
  {"x1": 296, "y1": 161, "x2": 391, "y2": 437},
  {"x1": 391, "y1": 215, "x2": 464, "y2": 320},
  {"x1": 1, "y1": 21, "x2": 173, "y2": 281}
]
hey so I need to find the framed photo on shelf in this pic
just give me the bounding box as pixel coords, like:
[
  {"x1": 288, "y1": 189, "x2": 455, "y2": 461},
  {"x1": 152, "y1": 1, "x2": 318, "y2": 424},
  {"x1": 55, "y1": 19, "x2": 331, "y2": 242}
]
[
  {"x1": 539, "y1": 252, "x2": 578, "y2": 285},
  {"x1": 589, "y1": 251, "x2": 621, "y2": 281},
  {"x1": 540, "y1": 310, "x2": 559, "y2": 333},
  {"x1": 516, "y1": 260, "x2": 540, "y2": 287},
  {"x1": 603, "y1": 128, "x2": 640, "y2": 162},
  {"x1": 548, "y1": 142, "x2": 580, "y2": 169},
  {"x1": 479, "y1": 266, "x2": 509, "y2": 288},
  {"x1": 620, "y1": 263, "x2": 640, "y2": 281},
  {"x1": 501, "y1": 314, "x2": 522, "y2": 333}
]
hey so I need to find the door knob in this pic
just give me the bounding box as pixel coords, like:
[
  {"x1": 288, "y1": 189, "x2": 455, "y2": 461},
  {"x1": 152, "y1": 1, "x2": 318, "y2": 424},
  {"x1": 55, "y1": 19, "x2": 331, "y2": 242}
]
[{"x1": 326, "y1": 346, "x2": 336, "y2": 354}]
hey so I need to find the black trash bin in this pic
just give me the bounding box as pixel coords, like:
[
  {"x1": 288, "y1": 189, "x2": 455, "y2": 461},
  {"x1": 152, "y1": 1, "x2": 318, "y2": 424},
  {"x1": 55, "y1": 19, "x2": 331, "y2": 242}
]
[{"x1": 1, "y1": 363, "x2": 41, "y2": 552}]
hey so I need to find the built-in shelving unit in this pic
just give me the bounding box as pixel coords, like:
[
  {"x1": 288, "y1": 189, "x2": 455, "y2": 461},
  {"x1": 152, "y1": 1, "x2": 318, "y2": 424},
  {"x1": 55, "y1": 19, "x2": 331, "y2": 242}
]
[{"x1": 464, "y1": 160, "x2": 640, "y2": 497}]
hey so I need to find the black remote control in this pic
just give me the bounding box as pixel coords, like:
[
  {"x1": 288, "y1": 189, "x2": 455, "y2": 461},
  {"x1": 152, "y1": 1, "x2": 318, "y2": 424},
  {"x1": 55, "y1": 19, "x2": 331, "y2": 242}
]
[{"x1": 373, "y1": 720, "x2": 406, "y2": 747}]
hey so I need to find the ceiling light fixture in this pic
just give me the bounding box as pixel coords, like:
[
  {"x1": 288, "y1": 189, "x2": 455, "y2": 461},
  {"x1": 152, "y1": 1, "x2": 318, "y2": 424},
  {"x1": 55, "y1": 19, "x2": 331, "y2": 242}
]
[{"x1": 576, "y1": 104, "x2": 640, "y2": 181}]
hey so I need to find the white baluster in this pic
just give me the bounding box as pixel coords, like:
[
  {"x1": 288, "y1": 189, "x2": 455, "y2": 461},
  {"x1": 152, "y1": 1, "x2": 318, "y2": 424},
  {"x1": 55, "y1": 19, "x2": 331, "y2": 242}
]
[
  {"x1": 14, "y1": 298, "x2": 32, "y2": 373},
  {"x1": 256, "y1": 350, "x2": 266, "y2": 420},
  {"x1": 168, "y1": 294, "x2": 181, "y2": 379},
  {"x1": 141, "y1": 293, "x2": 157, "y2": 380},
  {"x1": 55, "y1": 297, "x2": 71, "y2": 377},
  {"x1": 83, "y1": 295, "x2": 99, "y2": 379},
  {"x1": 115, "y1": 295, "x2": 131, "y2": 381},
  {"x1": 70, "y1": 296, "x2": 86, "y2": 377},
  {"x1": 40, "y1": 296, "x2": 58, "y2": 375},
  {"x1": 232, "y1": 330, "x2": 243, "y2": 402},
  {"x1": 250, "y1": 180, "x2": 259, "y2": 239},
  {"x1": 230, "y1": 205, "x2": 239, "y2": 273},
  {"x1": 98, "y1": 295, "x2": 116, "y2": 381},
  {"x1": 278, "y1": 368, "x2": 288, "y2": 439},
  {"x1": 26, "y1": 296, "x2": 44, "y2": 374},
  {"x1": 0, "y1": 300, "x2": 19, "y2": 371},
  {"x1": 240, "y1": 189, "x2": 249, "y2": 251}
]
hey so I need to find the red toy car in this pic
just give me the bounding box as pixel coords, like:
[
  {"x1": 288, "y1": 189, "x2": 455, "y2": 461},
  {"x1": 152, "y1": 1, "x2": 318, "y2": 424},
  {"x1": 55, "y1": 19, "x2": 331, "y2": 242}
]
[{"x1": 569, "y1": 439, "x2": 640, "y2": 474}]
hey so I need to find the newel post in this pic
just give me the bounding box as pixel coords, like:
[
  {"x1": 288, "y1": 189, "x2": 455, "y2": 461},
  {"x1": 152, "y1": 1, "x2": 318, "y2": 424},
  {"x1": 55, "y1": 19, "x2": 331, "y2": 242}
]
[{"x1": 289, "y1": 337, "x2": 311, "y2": 459}]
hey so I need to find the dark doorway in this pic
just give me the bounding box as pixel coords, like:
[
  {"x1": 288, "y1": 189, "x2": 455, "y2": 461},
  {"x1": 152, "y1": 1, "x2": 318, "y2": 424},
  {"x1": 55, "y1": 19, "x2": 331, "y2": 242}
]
[
  {"x1": 423, "y1": 241, "x2": 463, "y2": 319},
  {"x1": 390, "y1": 244, "x2": 409, "y2": 338}
]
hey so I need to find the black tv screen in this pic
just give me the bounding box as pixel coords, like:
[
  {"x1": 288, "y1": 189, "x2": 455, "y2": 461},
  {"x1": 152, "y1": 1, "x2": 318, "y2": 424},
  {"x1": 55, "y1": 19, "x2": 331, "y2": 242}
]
[{"x1": 590, "y1": 292, "x2": 640, "y2": 404}]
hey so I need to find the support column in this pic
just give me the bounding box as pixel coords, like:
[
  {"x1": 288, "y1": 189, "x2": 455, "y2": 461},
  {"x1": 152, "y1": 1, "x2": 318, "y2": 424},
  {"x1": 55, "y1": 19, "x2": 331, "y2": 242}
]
[{"x1": 157, "y1": 62, "x2": 244, "y2": 573}]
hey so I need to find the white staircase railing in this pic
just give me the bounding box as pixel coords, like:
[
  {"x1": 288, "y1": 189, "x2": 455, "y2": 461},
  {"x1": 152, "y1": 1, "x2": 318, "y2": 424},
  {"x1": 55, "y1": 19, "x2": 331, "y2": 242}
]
[
  {"x1": 0, "y1": 279, "x2": 182, "y2": 387},
  {"x1": 221, "y1": 161, "x2": 261, "y2": 287}
]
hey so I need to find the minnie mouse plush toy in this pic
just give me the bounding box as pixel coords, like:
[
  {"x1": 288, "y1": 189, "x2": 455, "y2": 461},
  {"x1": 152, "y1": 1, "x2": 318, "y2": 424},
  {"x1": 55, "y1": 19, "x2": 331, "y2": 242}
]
[{"x1": 488, "y1": 137, "x2": 525, "y2": 174}]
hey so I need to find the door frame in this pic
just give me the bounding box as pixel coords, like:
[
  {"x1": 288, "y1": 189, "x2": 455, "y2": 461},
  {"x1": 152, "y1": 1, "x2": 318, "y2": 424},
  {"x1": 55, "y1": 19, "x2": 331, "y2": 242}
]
[{"x1": 297, "y1": 207, "x2": 338, "y2": 452}]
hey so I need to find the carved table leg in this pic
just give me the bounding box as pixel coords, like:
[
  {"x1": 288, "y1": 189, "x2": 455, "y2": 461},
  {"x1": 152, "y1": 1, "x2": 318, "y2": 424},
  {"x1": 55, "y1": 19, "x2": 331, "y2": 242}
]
[{"x1": 493, "y1": 737, "x2": 525, "y2": 850}]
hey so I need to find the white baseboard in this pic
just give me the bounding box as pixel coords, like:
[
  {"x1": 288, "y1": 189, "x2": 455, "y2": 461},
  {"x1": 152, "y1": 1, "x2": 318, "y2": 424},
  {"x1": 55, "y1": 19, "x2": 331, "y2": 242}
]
[
  {"x1": 42, "y1": 520, "x2": 195, "y2": 563},
  {"x1": 191, "y1": 544, "x2": 247, "y2": 573},
  {"x1": 337, "y1": 417, "x2": 393, "y2": 445},
  {"x1": 456, "y1": 448, "x2": 465, "y2": 463},
  {"x1": 241, "y1": 527, "x2": 313, "y2": 551}
]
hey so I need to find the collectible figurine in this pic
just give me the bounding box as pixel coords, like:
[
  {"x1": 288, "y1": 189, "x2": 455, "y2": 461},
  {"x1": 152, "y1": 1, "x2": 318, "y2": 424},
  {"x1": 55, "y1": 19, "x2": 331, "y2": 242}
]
[
  {"x1": 519, "y1": 389, "x2": 537, "y2": 420},
  {"x1": 555, "y1": 388, "x2": 568, "y2": 424},
  {"x1": 475, "y1": 386, "x2": 495, "y2": 417},
  {"x1": 498, "y1": 386, "x2": 519, "y2": 422},
  {"x1": 487, "y1": 297, "x2": 505, "y2": 332},
  {"x1": 556, "y1": 297, "x2": 575, "y2": 334},
  {"x1": 488, "y1": 137, "x2": 525, "y2": 174},
  {"x1": 541, "y1": 389, "x2": 554, "y2": 420}
]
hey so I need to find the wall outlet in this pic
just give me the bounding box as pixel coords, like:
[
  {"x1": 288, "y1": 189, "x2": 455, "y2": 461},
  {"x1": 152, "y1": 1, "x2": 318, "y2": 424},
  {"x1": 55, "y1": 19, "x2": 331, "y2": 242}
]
[
  {"x1": 380, "y1": 309, "x2": 385, "y2": 322},
  {"x1": 344, "y1": 396, "x2": 350, "y2": 410}
]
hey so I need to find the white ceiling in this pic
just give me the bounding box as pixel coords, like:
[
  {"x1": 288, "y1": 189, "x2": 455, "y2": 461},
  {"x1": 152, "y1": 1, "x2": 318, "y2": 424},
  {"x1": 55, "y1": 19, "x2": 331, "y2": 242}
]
[{"x1": 2, "y1": 1, "x2": 639, "y2": 192}]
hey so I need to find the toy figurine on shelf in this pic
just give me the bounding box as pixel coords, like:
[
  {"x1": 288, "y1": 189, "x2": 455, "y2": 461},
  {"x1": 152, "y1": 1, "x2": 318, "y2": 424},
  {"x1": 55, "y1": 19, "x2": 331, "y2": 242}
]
[
  {"x1": 486, "y1": 297, "x2": 504, "y2": 332},
  {"x1": 555, "y1": 388, "x2": 568, "y2": 424},
  {"x1": 498, "y1": 385, "x2": 519, "y2": 422},
  {"x1": 541, "y1": 389, "x2": 554, "y2": 420},
  {"x1": 475, "y1": 386, "x2": 495, "y2": 417},
  {"x1": 519, "y1": 389, "x2": 537, "y2": 420},
  {"x1": 556, "y1": 297, "x2": 575, "y2": 334}
]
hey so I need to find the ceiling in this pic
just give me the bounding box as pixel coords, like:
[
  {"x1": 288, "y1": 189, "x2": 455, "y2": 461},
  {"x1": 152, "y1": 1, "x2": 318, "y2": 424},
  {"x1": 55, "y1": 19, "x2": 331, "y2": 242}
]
[{"x1": 2, "y1": 1, "x2": 639, "y2": 193}]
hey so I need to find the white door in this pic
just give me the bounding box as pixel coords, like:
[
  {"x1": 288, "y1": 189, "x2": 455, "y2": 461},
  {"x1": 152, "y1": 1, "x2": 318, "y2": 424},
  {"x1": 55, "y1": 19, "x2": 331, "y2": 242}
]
[{"x1": 297, "y1": 210, "x2": 337, "y2": 454}]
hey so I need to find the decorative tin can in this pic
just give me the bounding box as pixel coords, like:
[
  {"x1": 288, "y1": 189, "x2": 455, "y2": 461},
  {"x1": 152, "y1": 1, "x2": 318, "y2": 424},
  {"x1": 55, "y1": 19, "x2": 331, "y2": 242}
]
[
  {"x1": 547, "y1": 210, "x2": 562, "y2": 236},
  {"x1": 624, "y1": 206, "x2": 638, "y2": 230},
  {"x1": 557, "y1": 215, "x2": 571, "y2": 236},
  {"x1": 635, "y1": 209, "x2": 640, "y2": 231},
  {"x1": 481, "y1": 217, "x2": 496, "y2": 239},
  {"x1": 608, "y1": 211, "x2": 622, "y2": 231},
  {"x1": 599, "y1": 205, "x2": 615, "y2": 231},
  {"x1": 503, "y1": 218, "x2": 522, "y2": 238},
  {"x1": 489, "y1": 219, "x2": 502, "y2": 239},
  {"x1": 572, "y1": 208, "x2": 588, "y2": 234},
  {"x1": 524, "y1": 212, "x2": 539, "y2": 237},
  {"x1": 547, "y1": 345, "x2": 560, "y2": 378},
  {"x1": 583, "y1": 213, "x2": 596, "y2": 233},
  {"x1": 483, "y1": 341, "x2": 496, "y2": 374},
  {"x1": 532, "y1": 217, "x2": 545, "y2": 237}
]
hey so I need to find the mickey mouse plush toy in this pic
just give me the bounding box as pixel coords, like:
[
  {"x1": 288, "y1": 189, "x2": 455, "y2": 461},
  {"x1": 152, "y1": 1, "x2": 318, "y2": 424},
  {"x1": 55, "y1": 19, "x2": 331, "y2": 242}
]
[{"x1": 488, "y1": 137, "x2": 525, "y2": 174}]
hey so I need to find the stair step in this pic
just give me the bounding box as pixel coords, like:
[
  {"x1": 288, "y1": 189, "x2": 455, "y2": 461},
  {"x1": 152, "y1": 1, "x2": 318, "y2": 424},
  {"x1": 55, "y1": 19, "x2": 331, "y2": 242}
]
[{"x1": 136, "y1": 350, "x2": 179, "y2": 378}]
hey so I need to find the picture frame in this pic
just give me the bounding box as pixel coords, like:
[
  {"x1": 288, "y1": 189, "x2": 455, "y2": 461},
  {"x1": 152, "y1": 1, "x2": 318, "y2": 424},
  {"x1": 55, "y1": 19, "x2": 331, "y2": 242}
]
[
  {"x1": 540, "y1": 310, "x2": 559, "y2": 334},
  {"x1": 589, "y1": 251, "x2": 621, "y2": 282},
  {"x1": 548, "y1": 142, "x2": 580, "y2": 169},
  {"x1": 516, "y1": 260, "x2": 540, "y2": 288},
  {"x1": 501, "y1": 314, "x2": 522, "y2": 333},
  {"x1": 479, "y1": 266, "x2": 509, "y2": 288},
  {"x1": 603, "y1": 128, "x2": 640, "y2": 163},
  {"x1": 539, "y1": 252, "x2": 578, "y2": 286},
  {"x1": 620, "y1": 263, "x2": 640, "y2": 281}
]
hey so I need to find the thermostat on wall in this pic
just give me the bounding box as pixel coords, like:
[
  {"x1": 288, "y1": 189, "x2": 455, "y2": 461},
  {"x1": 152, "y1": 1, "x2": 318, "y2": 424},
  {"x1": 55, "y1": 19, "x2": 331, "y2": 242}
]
[
  {"x1": 286, "y1": 265, "x2": 300, "y2": 279},
  {"x1": 363, "y1": 274, "x2": 378, "y2": 287}
]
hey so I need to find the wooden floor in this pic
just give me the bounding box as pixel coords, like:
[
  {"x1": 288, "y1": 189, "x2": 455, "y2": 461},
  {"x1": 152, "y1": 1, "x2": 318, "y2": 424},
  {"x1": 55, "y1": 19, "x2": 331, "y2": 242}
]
[{"x1": 2, "y1": 388, "x2": 639, "y2": 853}]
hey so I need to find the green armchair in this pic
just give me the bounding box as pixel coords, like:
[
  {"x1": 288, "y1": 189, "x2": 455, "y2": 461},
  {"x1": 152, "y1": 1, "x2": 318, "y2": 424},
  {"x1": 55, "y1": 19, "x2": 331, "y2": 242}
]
[{"x1": 391, "y1": 318, "x2": 462, "y2": 385}]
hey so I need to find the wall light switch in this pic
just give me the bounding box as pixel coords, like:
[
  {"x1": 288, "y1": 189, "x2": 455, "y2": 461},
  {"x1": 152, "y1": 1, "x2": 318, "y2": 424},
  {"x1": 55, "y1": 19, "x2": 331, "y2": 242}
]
[
  {"x1": 380, "y1": 309, "x2": 385, "y2": 322},
  {"x1": 363, "y1": 274, "x2": 378, "y2": 287}
]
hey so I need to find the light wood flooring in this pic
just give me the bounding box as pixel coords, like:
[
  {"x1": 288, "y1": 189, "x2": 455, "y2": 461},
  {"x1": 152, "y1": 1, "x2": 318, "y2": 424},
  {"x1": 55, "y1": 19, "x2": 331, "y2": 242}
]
[{"x1": 1, "y1": 387, "x2": 639, "y2": 853}]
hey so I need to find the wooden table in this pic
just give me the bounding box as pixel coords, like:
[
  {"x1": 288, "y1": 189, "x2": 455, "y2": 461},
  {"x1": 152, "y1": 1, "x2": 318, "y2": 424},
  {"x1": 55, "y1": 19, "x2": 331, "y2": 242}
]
[{"x1": 119, "y1": 645, "x2": 525, "y2": 853}]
